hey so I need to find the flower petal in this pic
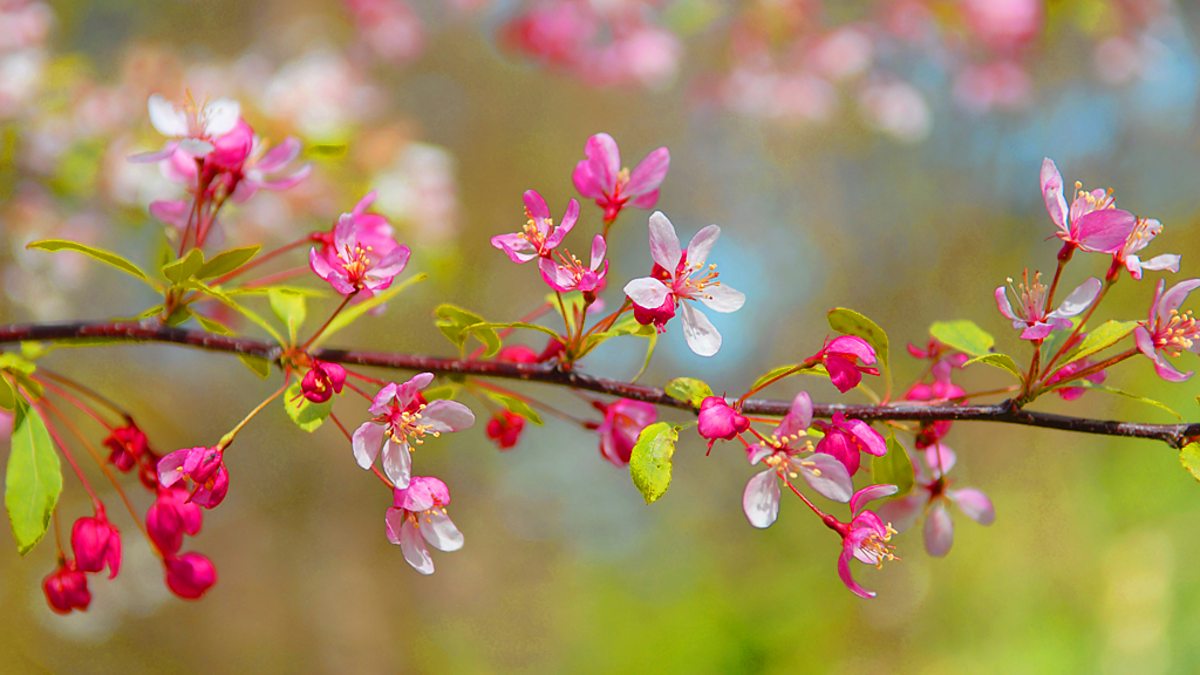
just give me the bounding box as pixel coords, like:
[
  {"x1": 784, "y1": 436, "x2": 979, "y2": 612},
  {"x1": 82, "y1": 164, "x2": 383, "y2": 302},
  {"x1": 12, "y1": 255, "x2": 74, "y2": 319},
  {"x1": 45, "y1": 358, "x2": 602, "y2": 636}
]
[
  {"x1": 679, "y1": 301, "x2": 722, "y2": 357},
  {"x1": 202, "y1": 99, "x2": 241, "y2": 137},
  {"x1": 948, "y1": 488, "x2": 995, "y2": 525},
  {"x1": 742, "y1": 470, "x2": 781, "y2": 528},
  {"x1": 838, "y1": 548, "x2": 876, "y2": 599},
  {"x1": 685, "y1": 224, "x2": 720, "y2": 269},
  {"x1": 399, "y1": 521, "x2": 435, "y2": 575},
  {"x1": 923, "y1": 501, "x2": 954, "y2": 557},
  {"x1": 624, "y1": 277, "x2": 670, "y2": 309},
  {"x1": 850, "y1": 483, "x2": 898, "y2": 514},
  {"x1": 624, "y1": 147, "x2": 670, "y2": 197},
  {"x1": 381, "y1": 437, "x2": 412, "y2": 488},
  {"x1": 647, "y1": 211, "x2": 682, "y2": 271},
  {"x1": 148, "y1": 94, "x2": 188, "y2": 137},
  {"x1": 1040, "y1": 158, "x2": 1069, "y2": 232},
  {"x1": 351, "y1": 422, "x2": 385, "y2": 470},
  {"x1": 994, "y1": 286, "x2": 1018, "y2": 322},
  {"x1": 1074, "y1": 209, "x2": 1137, "y2": 253},
  {"x1": 776, "y1": 391, "x2": 813, "y2": 438},
  {"x1": 584, "y1": 133, "x2": 620, "y2": 193},
  {"x1": 699, "y1": 283, "x2": 745, "y2": 313},
  {"x1": 798, "y1": 454, "x2": 853, "y2": 503},
  {"x1": 421, "y1": 511, "x2": 464, "y2": 552},
  {"x1": 1051, "y1": 277, "x2": 1102, "y2": 318},
  {"x1": 422, "y1": 400, "x2": 476, "y2": 433},
  {"x1": 385, "y1": 507, "x2": 406, "y2": 545}
]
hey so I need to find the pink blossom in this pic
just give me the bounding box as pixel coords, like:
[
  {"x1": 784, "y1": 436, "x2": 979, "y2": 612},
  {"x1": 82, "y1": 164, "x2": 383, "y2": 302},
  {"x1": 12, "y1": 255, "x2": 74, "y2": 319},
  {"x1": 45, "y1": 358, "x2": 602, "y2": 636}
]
[
  {"x1": 832, "y1": 484, "x2": 899, "y2": 599},
  {"x1": 301, "y1": 360, "x2": 347, "y2": 403},
  {"x1": 310, "y1": 194, "x2": 411, "y2": 297},
  {"x1": 43, "y1": 562, "x2": 91, "y2": 614},
  {"x1": 1045, "y1": 354, "x2": 1107, "y2": 401},
  {"x1": 71, "y1": 507, "x2": 121, "y2": 578},
  {"x1": 130, "y1": 94, "x2": 241, "y2": 163},
  {"x1": 697, "y1": 396, "x2": 749, "y2": 447},
  {"x1": 146, "y1": 486, "x2": 204, "y2": 555},
  {"x1": 103, "y1": 422, "x2": 149, "y2": 472},
  {"x1": 1110, "y1": 217, "x2": 1180, "y2": 281},
  {"x1": 230, "y1": 134, "x2": 311, "y2": 203},
  {"x1": 496, "y1": 345, "x2": 540, "y2": 363},
  {"x1": 595, "y1": 398, "x2": 657, "y2": 467},
  {"x1": 158, "y1": 446, "x2": 229, "y2": 509},
  {"x1": 877, "y1": 444, "x2": 995, "y2": 558},
  {"x1": 813, "y1": 335, "x2": 880, "y2": 393},
  {"x1": 491, "y1": 190, "x2": 578, "y2": 264},
  {"x1": 572, "y1": 133, "x2": 669, "y2": 222},
  {"x1": 352, "y1": 374, "x2": 475, "y2": 488},
  {"x1": 814, "y1": 412, "x2": 887, "y2": 475},
  {"x1": 539, "y1": 234, "x2": 608, "y2": 293},
  {"x1": 164, "y1": 552, "x2": 217, "y2": 599},
  {"x1": 995, "y1": 270, "x2": 1101, "y2": 340},
  {"x1": 624, "y1": 212, "x2": 745, "y2": 356},
  {"x1": 1133, "y1": 278, "x2": 1200, "y2": 382},
  {"x1": 1041, "y1": 158, "x2": 1137, "y2": 255},
  {"x1": 742, "y1": 393, "x2": 854, "y2": 529},
  {"x1": 904, "y1": 360, "x2": 966, "y2": 448},
  {"x1": 385, "y1": 476, "x2": 463, "y2": 575},
  {"x1": 486, "y1": 410, "x2": 526, "y2": 450}
]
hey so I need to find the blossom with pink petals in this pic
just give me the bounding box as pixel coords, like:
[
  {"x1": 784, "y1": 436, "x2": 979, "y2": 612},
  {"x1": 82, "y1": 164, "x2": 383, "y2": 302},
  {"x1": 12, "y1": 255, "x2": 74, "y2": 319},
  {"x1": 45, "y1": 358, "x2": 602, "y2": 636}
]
[
  {"x1": 831, "y1": 484, "x2": 899, "y2": 599},
  {"x1": 300, "y1": 360, "x2": 347, "y2": 403},
  {"x1": 158, "y1": 446, "x2": 229, "y2": 509},
  {"x1": 995, "y1": 270, "x2": 1101, "y2": 340},
  {"x1": 539, "y1": 234, "x2": 608, "y2": 293},
  {"x1": 146, "y1": 486, "x2": 204, "y2": 555},
  {"x1": 164, "y1": 552, "x2": 217, "y2": 599},
  {"x1": 595, "y1": 398, "x2": 657, "y2": 467},
  {"x1": 43, "y1": 562, "x2": 91, "y2": 614},
  {"x1": 491, "y1": 190, "x2": 578, "y2": 264},
  {"x1": 1110, "y1": 217, "x2": 1180, "y2": 281},
  {"x1": 103, "y1": 422, "x2": 149, "y2": 472},
  {"x1": 743, "y1": 393, "x2": 854, "y2": 529},
  {"x1": 904, "y1": 359, "x2": 966, "y2": 448},
  {"x1": 878, "y1": 444, "x2": 995, "y2": 558},
  {"x1": 1044, "y1": 352, "x2": 1107, "y2": 400},
  {"x1": 573, "y1": 132, "x2": 669, "y2": 222},
  {"x1": 624, "y1": 212, "x2": 744, "y2": 356},
  {"x1": 697, "y1": 396, "x2": 749, "y2": 447},
  {"x1": 130, "y1": 94, "x2": 241, "y2": 163},
  {"x1": 814, "y1": 412, "x2": 887, "y2": 475},
  {"x1": 385, "y1": 476, "x2": 463, "y2": 575},
  {"x1": 1134, "y1": 278, "x2": 1200, "y2": 382},
  {"x1": 486, "y1": 410, "x2": 525, "y2": 450},
  {"x1": 352, "y1": 374, "x2": 475, "y2": 488},
  {"x1": 1040, "y1": 157, "x2": 1137, "y2": 255},
  {"x1": 813, "y1": 335, "x2": 880, "y2": 393},
  {"x1": 310, "y1": 194, "x2": 411, "y2": 297},
  {"x1": 71, "y1": 507, "x2": 121, "y2": 578}
]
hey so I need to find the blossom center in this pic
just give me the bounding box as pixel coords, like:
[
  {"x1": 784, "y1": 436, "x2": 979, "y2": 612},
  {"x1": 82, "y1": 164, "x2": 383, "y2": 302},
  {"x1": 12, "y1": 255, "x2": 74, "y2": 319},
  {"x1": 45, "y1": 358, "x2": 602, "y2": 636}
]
[
  {"x1": 856, "y1": 524, "x2": 898, "y2": 568},
  {"x1": 338, "y1": 242, "x2": 375, "y2": 287},
  {"x1": 1157, "y1": 308, "x2": 1198, "y2": 355},
  {"x1": 386, "y1": 403, "x2": 440, "y2": 446},
  {"x1": 676, "y1": 262, "x2": 723, "y2": 301},
  {"x1": 1005, "y1": 270, "x2": 1047, "y2": 321}
]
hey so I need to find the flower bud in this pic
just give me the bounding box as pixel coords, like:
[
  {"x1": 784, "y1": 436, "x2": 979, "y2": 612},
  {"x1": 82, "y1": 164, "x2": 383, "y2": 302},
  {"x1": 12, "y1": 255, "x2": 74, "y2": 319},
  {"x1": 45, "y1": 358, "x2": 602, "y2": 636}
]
[
  {"x1": 43, "y1": 563, "x2": 91, "y2": 614},
  {"x1": 697, "y1": 396, "x2": 749, "y2": 442},
  {"x1": 165, "y1": 552, "x2": 217, "y2": 599},
  {"x1": 485, "y1": 410, "x2": 525, "y2": 450},
  {"x1": 300, "y1": 361, "x2": 347, "y2": 403},
  {"x1": 71, "y1": 508, "x2": 121, "y2": 578}
]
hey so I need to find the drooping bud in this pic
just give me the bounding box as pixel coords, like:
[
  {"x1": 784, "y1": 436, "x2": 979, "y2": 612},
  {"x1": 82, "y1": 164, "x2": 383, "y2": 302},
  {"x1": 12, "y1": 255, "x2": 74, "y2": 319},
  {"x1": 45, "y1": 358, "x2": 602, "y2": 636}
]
[
  {"x1": 43, "y1": 562, "x2": 91, "y2": 614},
  {"x1": 697, "y1": 396, "x2": 749, "y2": 443},
  {"x1": 485, "y1": 410, "x2": 526, "y2": 450},
  {"x1": 164, "y1": 552, "x2": 217, "y2": 599},
  {"x1": 71, "y1": 507, "x2": 122, "y2": 578}
]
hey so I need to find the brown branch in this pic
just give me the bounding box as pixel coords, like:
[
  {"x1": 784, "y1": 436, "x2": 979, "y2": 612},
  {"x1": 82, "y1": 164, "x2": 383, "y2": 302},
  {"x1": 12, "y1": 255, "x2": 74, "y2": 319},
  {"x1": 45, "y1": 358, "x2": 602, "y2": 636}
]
[{"x1": 2, "y1": 320, "x2": 1198, "y2": 448}]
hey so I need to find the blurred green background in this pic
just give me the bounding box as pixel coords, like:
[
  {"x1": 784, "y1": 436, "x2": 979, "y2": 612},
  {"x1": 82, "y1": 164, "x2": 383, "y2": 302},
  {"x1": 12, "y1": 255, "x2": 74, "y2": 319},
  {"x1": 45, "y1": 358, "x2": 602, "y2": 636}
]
[{"x1": 2, "y1": 0, "x2": 1200, "y2": 672}]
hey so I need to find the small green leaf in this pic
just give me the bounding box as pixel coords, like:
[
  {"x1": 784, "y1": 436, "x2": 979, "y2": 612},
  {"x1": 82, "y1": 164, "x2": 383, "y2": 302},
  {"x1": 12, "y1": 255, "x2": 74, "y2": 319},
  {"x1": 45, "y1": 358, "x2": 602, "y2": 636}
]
[
  {"x1": 188, "y1": 280, "x2": 286, "y2": 345},
  {"x1": 435, "y1": 303, "x2": 501, "y2": 357},
  {"x1": 27, "y1": 239, "x2": 158, "y2": 289},
  {"x1": 467, "y1": 321, "x2": 560, "y2": 340},
  {"x1": 963, "y1": 353, "x2": 1023, "y2": 380},
  {"x1": 283, "y1": 382, "x2": 332, "y2": 432},
  {"x1": 749, "y1": 364, "x2": 801, "y2": 393},
  {"x1": 164, "y1": 304, "x2": 193, "y2": 327},
  {"x1": 828, "y1": 307, "x2": 890, "y2": 369},
  {"x1": 581, "y1": 315, "x2": 654, "y2": 355},
  {"x1": 162, "y1": 248, "x2": 205, "y2": 283},
  {"x1": 0, "y1": 376, "x2": 15, "y2": 411},
  {"x1": 268, "y1": 289, "x2": 307, "y2": 343},
  {"x1": 629, "y1": 422, "x2": 679, "y2": 504},
  {"x1": 664, "y1": 377, "x2": 714, "y2": 408},
  {"x1": 312, "y1": 274, "x2": 427, "y2": 347},
  {"x1": 0, "y1": 353, "x2": 36, "y2": 377},
  {"x1": 871, "y1": 433, "x2": 915, "y2": 497},
  {"x1": 1075, "y1": 383, "x2": 1182, "y2": 420},
  {"x1": 6, "y1": 401, "x2": 63, "y2": 555},
  {"x1": 482, "y1": 391, "x2": 544, "y2": 425},
  {"x1": 1180, "y1": 442, "x2": 1200, "y2": 483},
  {"x1": 930, "y1": 320, "x2": 995, "y2": 357},
  {"x1": 197, "y1": 245, "x2": 261, "y2": 280},
  {"x1": 1058, "y1": 320, "x2": 1139, "y2": 368}
]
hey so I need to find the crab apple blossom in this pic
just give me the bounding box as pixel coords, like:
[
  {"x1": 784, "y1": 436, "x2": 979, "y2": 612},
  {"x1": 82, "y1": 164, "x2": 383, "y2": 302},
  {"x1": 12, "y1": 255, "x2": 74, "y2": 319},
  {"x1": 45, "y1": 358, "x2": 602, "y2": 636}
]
[
  {"x1": 830, "y1": 484, "x2": 900, "y2": 599},
  {"x1": 1040, "y1": 157, "x2": 1137, "y2": 255},
  {"x1": 385, "y1": 476, "x2": 463, "y2": 575},
  {"x1": 158, "y1": 446, "x2": 230, "y2": 509},
  {"x1": 697, "y1": 396, "x2": 749, "y2": 447},
  {"x1": 103, "y1": 422, "x2": 149, "y2": 472},
  {"x1": 624, "y1": 212, "x2": 745, "y2": 356},
  {"x1": 42, "y1": 562, "x2": 91, "y2": 615},
  {"x1": 486, "y1": 410, "x2": 525, "y2": 450},
  {"x1": 71, "y1": 507, "x2": 121, "y2": 578},
  {"x1": 539, "y1": 234, "x2": 608, "y2": 293},
  {"x1": 310, "y1": 193, "x2": 410, "y2": 297},
  {"x1": 1110, "y1": 217, "x2": 1180, "y2": 281},
  {"x1": 158, "y1": 120, "x2": 310, "y2": 203},
  {"x1": 995, "y1": 271, "x2": 1101, "y2": 341},
  {"x1": 130, "y1": 94, "x2": 241, "y2": 163},
  {"x1": 300, "y1": 360, "x2": 347, "y2": 403},
  {"x1": 1045, "y1": 355, "x2": 1107, "y2": 401},
  {"x1": 1134, "y1": 278, "x2": 1200, "y2": 382},
  {"x1": 878, "y1": 444, "x2": 995, "y2": 558},
  {"x1": 572, "y1": 132, "x2": 669, "y2": 222},
  {"x1": 164, "y1": 552, "x2": 217, "y2": 599},
  {"x1": 743, "y1": 393, "x2": 854, "y2": 529},
  {"x1": 352, "y1": 374, "x2": 475, "y2": 488},
  {"x1": 491, "y1": 190, "x2": 578, "y2": 264},
  {"x1": 813, "y1": 335, "x2": 880, "y2": 393},
  {"x1": 496, "y1": 344, "x2": 539, "y2": 363},
  {"x1": 814, "y1": 412, "x2": 887, "y2": 475},
  {"x1": 595, "y1": 398, "x2": 657, "y2": 467},
  {"x1": 904, "y1": 359, "x2": 966, "y2": 448},
  {"x1": 146, "y1": 486, "x2": 204, "y2": 555}
]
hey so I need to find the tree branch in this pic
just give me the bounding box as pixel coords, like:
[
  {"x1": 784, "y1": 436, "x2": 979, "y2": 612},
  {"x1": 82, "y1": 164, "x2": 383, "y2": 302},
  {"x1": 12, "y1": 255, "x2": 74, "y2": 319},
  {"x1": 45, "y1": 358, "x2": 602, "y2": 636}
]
[{"x1": 2, "y1": 320, "x2": 1197, "y2": 448}]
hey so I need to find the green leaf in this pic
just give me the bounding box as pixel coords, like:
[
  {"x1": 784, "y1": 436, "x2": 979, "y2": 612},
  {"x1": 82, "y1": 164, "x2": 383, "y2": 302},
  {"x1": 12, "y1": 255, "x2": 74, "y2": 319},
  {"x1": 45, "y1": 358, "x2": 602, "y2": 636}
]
[
  {"x1": 197, "y1": 245, "x2": 261, "y2": 280},
  {"x1": 283, "y1": 382, "x2": 332, "y2": 432},
  {"x1": 5, "y1": 401, "x2": 62, "y2": 555},
  {"x1": 930, "y1": 320, "x2": 995, "y2": 357},
  {"x1": 268, "y1": 288, "x2": 307, "y2": 343},
  {"x1": 27, "y1": 239, "x2": 158, "y2": 289},
  {"x1": 188, "y1": 280, "x2": 286, "y2": 345},
  {"x1": 963, "y1": 353, "x2": 1023, "y2": 380},
  {"x1": 581, "y1": 316, "x2": 654, "y2": 355},
  {"x1": 664, "y1": 377, "x2": 714, "y2": 408},
  {"x1": 467, "y1": 321, "x2": 560, "y2": 340},
  {"x1": 312, "y1": 273, "x2": 427, "y2": 347},
  {"x1": 1180, "y1": 442, "x2": 1200, "y2": 483},
  {"x1": 0, "y1": 376, "x2": 15, "y2": 411},
  {"x1": 0, "y1": 353, "x2": 36, "y2": 377},
  {"x1": 749, "y1": 364, "x2": 801, "y2": 393},
  {"x1": 1075, "y1": 383, "x2": 1182, "y2": 420},
  {"x1": 1059, "y1": 320, "x2": 1139, "y2": 368},
  {"x1": 629, "y1": 422, "x2": 679, "y2": 504},
  {"x1": 827, "y1": 307, "x2": 890, "y2": 369},
  {"x1": 434, "y1": 303, "x2": 501, "y2": 357},
  {"x1": 482, "y1": 391, "x2": 544, "y2": 425},
  {"x1": 871, "y1": 432, "x2": 915, "y2": 497},
  {"x1": 162, "y1": 248, "x2": 205, "y2": 284},
  {"x1": 0, "y1": 354, "x2": 40, "y2": 399}
]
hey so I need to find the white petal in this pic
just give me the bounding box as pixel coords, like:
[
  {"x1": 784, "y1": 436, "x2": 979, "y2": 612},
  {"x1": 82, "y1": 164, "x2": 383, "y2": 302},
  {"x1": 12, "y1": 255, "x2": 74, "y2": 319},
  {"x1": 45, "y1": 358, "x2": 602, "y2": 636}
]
[
  {"x1": 647, "y1": 211, "x2": 682, "y2": 271},
  {"x1": 178, "y1": 138, "x2": 215, "y2": 157},
  {"x1": 680, "y1": 301, "x2": 722, "y2": 357},
  {"x1": 203, "y1": 98, "x2": 241, "y2": 136},
  {"x1": 742, "y1": 470, "x2": 781, "y2": 528},
  {"x1": 685, "y1": 224, "x2": 721, "y2": 269},
  {"x1": 623, "y1": 277, "x2": 670, "y2": 308},
  {"x1": 923, "y1": 502, "x2": 954, "y2": 557},
  {"x1": 148, "y1": 94, "x2": 188, "y2": 136},
  {"x1": 385, "y1": 508, "x2": 406, "y2": 545},
  {"x1": 699, "y1": 283, "x2": 745, "y2": 313},
  {"x1": 422, "y1": 400, "x2": 476, "y2": 433},
  {"x1": 421, "y1": 511, "x2": 464, "y2": 552},
  {"x1": 949, "y1": 488, "x2": 995, "y2": 525},
  {"x1": 798, "y1": 454, "x2": 853, "y2": 503},
  {"x1": 351, "y1": 422, "x2": 384, "y2": 470},
  {"x1": 381, "y1": 437, "x2": 412, "y2": 488},
  {"x1": 1051, "y1": 277, "x2": 1102, "y2": 318},
  {"x1": 399, "y1": 521, "x2": 435, "y2": 575}
]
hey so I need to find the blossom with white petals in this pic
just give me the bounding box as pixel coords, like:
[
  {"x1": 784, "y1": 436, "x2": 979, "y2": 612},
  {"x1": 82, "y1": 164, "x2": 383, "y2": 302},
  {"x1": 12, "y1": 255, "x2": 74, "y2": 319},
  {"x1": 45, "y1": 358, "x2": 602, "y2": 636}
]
[
  {"x1": 995, "y1": 270, "x2": 1101, "y2": 340},
  {"x1": 131, "y1": 94, "x2": 241, "y2": 163},
  {"x1": 385, "y1": 476, "x2": 464, "y2": 575}
]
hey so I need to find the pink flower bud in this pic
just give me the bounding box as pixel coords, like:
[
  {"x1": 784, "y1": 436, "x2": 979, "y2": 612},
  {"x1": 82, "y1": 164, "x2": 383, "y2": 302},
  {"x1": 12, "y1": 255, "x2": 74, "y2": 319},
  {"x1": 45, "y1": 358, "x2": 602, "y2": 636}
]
[
  {"x1": 146, "y1": 486, "x2": 204, "y2": 555},
  {"x1": 300, "y1": 361, "x2": 347, "y2": 403},
  {"x1": 43, "y1": 562, "x2": 91, "y2": 614},
  {"x1": 205, "y1": 118, "x2": 254, "y2": 170},
  {"x1": 71, "y1": 508, "x2": 121, "y2": 578},
  {"x1": 496, "y1": 345, "x2": 539, "y2": 363},
  {"x1": 596, "y1": 398, "x2": 657, "y2": 467},
  {"x1": 697, "y1": 396, "x2": 749, "y2": 442},
  {"x1": 164, "y1": 552, "x2": 217, "y2": 599},
  {"x1": 103, "y1": 423, "x2": 149, "y2": 472},
  {"x1": 486, "y1": 410, "x2": 526, "y2": 450}
]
